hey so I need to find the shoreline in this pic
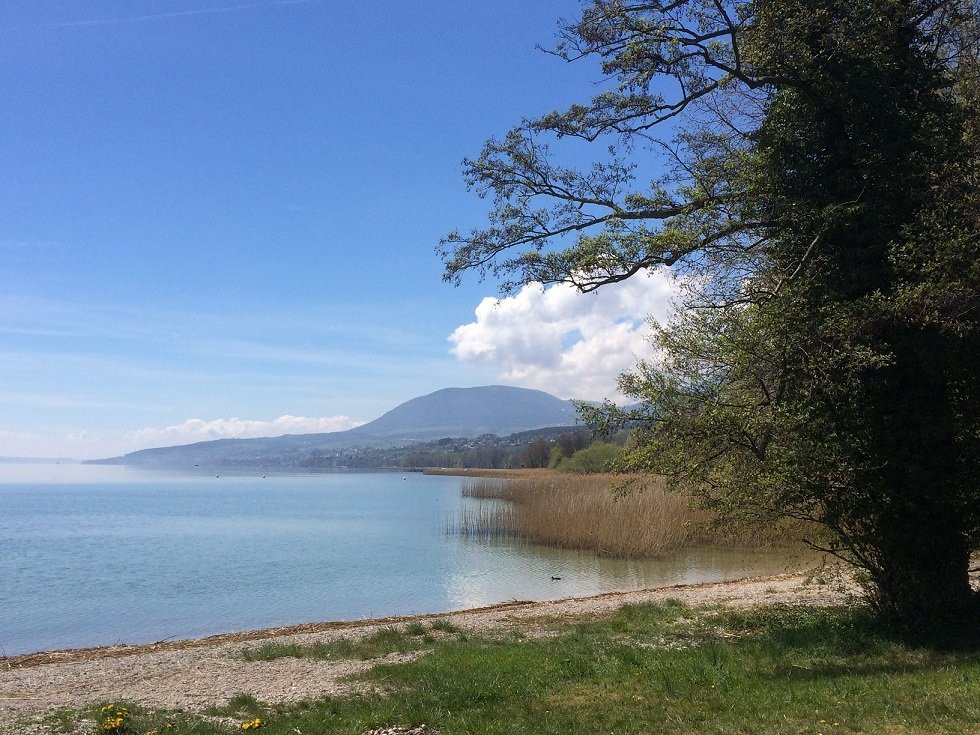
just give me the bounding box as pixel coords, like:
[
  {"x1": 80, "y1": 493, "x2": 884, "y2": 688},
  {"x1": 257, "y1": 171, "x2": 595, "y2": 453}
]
[
  {"x1": 421, "y1": 467, "x2": 556, "y2": 478},
  {"x1": 2, "y1": 565, "x2": 833, "y2": 670},
  {"x1": 0, "y1": 571, "x2": 856, "y2": 725},
  {"x1": 0, "y1": 597, "x2": 544, "y2": 670}
]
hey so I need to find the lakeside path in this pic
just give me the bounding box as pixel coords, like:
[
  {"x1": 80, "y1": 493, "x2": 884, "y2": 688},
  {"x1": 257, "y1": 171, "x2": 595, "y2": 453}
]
[{"x1": 0, "y1": 571, "x2": 855, "y2": 729}]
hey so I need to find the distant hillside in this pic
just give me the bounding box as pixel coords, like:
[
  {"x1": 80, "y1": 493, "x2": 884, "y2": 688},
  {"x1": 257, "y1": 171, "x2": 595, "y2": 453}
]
[
  {"x1": 345, "y1": 386, "x2": 578, "y2": 440},
  {"x1": 92, "y1": 385, "x2": 581, "y2": 468}
]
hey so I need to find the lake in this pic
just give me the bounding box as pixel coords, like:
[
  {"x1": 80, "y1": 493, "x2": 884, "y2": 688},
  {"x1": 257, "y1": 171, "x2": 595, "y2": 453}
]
[{"x1": 0, "y1": 464, "x2": 813, "y2": 656}]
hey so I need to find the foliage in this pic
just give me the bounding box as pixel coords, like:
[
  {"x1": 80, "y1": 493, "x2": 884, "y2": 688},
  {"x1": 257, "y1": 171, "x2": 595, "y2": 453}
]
[
  {"x1": 441, "y1": 0, "x2": 980, "y2": 636},
  {"x1": 296, "y1": 427, "x2": 590, "y2": 470},
  {"x1": 522, "y1": 437, "x2": 552, "y2": 468},
  {"x1": 556, "y1": 440, "x2": 621, "y2": 473}
]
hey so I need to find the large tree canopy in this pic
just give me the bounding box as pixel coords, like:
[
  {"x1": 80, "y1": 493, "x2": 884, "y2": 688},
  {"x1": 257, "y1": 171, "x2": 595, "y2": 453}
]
[{"x1": 441, "y1": 0, "x2": 980, "y2": 636}]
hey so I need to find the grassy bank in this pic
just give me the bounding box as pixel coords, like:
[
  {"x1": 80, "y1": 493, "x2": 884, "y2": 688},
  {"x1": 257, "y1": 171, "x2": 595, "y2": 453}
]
[
  {"x1": 53, "y1": 602, "x2": 980, "y2": 735},
  {"x1": 450, "y1": 474, "x2": 805, "y2": 557}
]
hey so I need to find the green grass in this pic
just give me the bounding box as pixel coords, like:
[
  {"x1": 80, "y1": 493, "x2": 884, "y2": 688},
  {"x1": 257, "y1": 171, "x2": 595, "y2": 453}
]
[
  {"x1": 38, "y1": 604, "x2": 980, "y2": 735},
  {"x1": 240, "y1": 621, "x2": 466, "y2": 662},
  {"x1": 403, "y1": 621, "x2": 429, "y2": 636},
  {"x1": 429, "y1": 619, "x2": 461, "y2": 634},
  {"x1": 241, "y1": 625, "x2": 430, "y2": 662},
  {"x1": 205, "y1": 692, "x2": 263, "y2": 718}
]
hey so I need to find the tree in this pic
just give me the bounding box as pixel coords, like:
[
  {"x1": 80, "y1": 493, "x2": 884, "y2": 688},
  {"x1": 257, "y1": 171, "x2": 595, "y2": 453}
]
[
  {"x1": 556, "y1": 430, "x2": 590, "y2": 457},
  {"x1": 523, "y1": 437, "x2": 553, "y2": 467},
  {"x1": 441, "y1": 0, "x2": 980, "y2": 635},
  {"x1": 558, "y1": 440, "x2": 622, "y2": 473}
]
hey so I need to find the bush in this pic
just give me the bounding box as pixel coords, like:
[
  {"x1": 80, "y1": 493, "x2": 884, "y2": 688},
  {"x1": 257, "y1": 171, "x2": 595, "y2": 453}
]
[{"x1": 558, "y1": 441, "x2": 620, "y2": 473}]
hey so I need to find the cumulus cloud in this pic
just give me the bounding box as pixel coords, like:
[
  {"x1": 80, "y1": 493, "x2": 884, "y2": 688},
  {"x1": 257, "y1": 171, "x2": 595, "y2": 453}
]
[
  {"x1": 131, "y1": 415, "x2": 364, "y2": 448},
  {"x1": 450, "y1": 268, "x2": 679, "y2": 401}
]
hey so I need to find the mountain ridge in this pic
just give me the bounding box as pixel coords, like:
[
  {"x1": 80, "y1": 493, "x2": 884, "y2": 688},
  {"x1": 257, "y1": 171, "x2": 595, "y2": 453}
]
[{"x1": 91, "y1": 385, "x2": 582, "y2": 467}]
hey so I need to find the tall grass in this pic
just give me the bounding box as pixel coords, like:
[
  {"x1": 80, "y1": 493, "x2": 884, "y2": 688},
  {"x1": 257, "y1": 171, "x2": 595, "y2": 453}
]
[
  {"x1": 452, "y1": 474, "x2": 804, "y2": 558},
  {"x1": 451, "y1": 474, "x2": 703, "y2": 557}
]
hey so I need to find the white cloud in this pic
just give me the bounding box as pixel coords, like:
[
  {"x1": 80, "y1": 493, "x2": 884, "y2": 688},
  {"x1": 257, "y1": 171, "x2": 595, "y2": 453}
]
[
  {"x1": 450, "y1": 268, "x2": 679, "y2": 400},
  {"x1": 0, "y1": 428, "x2": 101, "y2": 459},
  {"x1": 131, "y1": 415, "x2": 364, "y2": 448},
  {"x1": 0, "y1": 429, "x2": 42, "y2": 456}
]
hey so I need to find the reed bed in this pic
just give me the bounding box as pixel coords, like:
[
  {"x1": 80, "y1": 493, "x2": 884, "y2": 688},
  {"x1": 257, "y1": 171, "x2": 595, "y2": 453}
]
[
  {"x1": 451, "y1": 474, "x2": 806, "y2": 558},
  {"x1": 451, "y1": 474, "x2": 707, "y2": 558}
]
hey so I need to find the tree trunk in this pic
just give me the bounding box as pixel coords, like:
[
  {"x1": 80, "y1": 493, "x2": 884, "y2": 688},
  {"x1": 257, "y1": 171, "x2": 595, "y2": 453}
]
[
  {"x1": 858, "y1": 325, "x2": 979, "y2": 639},
  {"x1": 869, "y1": 516, "x2": 977, "y2": 639}
]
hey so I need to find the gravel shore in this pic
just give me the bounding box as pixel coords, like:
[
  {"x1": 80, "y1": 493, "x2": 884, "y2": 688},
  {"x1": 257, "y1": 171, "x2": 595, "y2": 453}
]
[{"x1": 0, "y1": 572, "x2": 853, "y2": 732}]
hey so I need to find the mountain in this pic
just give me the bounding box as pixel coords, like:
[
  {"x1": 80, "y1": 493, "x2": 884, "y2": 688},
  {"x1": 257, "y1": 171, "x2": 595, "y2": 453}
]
[
  {"x1": 92, "y1": 385, "x2": 581, "y2": 467},
  {"x1": 344, "y1": 385, "x2": 578, "y2": 440}
]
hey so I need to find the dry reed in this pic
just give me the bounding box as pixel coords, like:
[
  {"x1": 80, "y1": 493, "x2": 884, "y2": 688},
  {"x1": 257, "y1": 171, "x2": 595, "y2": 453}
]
[
  {"x1": 451, "y1": 474, "x2": 807, "y2": 558},
  {"x1": 451, "y1": 474, "x2": 707, "y2": 558}
]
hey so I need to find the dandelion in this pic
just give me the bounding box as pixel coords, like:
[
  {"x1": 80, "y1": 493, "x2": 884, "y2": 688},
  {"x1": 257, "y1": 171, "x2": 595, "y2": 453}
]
[
  {"x1": 98, "y1": 703, "x2": 129, "y2": 732},
  {"x1": 241, "y1": 718, "x2": 263, "y2": 730}
]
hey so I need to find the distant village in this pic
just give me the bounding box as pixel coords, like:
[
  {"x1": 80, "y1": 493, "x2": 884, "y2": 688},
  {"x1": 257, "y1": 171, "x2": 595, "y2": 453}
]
[{"x1": 276, "y1": 426, "x2": 608, "y2": 471}]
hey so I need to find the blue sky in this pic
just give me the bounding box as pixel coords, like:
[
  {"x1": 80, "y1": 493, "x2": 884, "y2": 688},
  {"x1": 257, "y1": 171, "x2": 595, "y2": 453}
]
[{"x1": 1, "y1": 1, "x2": 677, "y2": 459}]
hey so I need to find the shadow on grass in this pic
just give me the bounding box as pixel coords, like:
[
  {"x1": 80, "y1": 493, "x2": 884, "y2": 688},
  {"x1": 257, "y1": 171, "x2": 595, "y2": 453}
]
[{"x1": 717, "y1": 604, "x2": 980, "y2": 681}]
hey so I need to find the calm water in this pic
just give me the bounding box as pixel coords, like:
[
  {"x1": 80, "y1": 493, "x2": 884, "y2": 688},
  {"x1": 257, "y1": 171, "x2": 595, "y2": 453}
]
[{"x1": 0, "y1": 464, "x2": 812, "y2": 655}]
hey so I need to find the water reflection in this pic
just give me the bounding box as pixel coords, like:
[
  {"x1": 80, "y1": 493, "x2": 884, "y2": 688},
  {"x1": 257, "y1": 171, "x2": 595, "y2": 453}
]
[{"x1": 445, "y1": 538, "x2": 820, "y2": 610}]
